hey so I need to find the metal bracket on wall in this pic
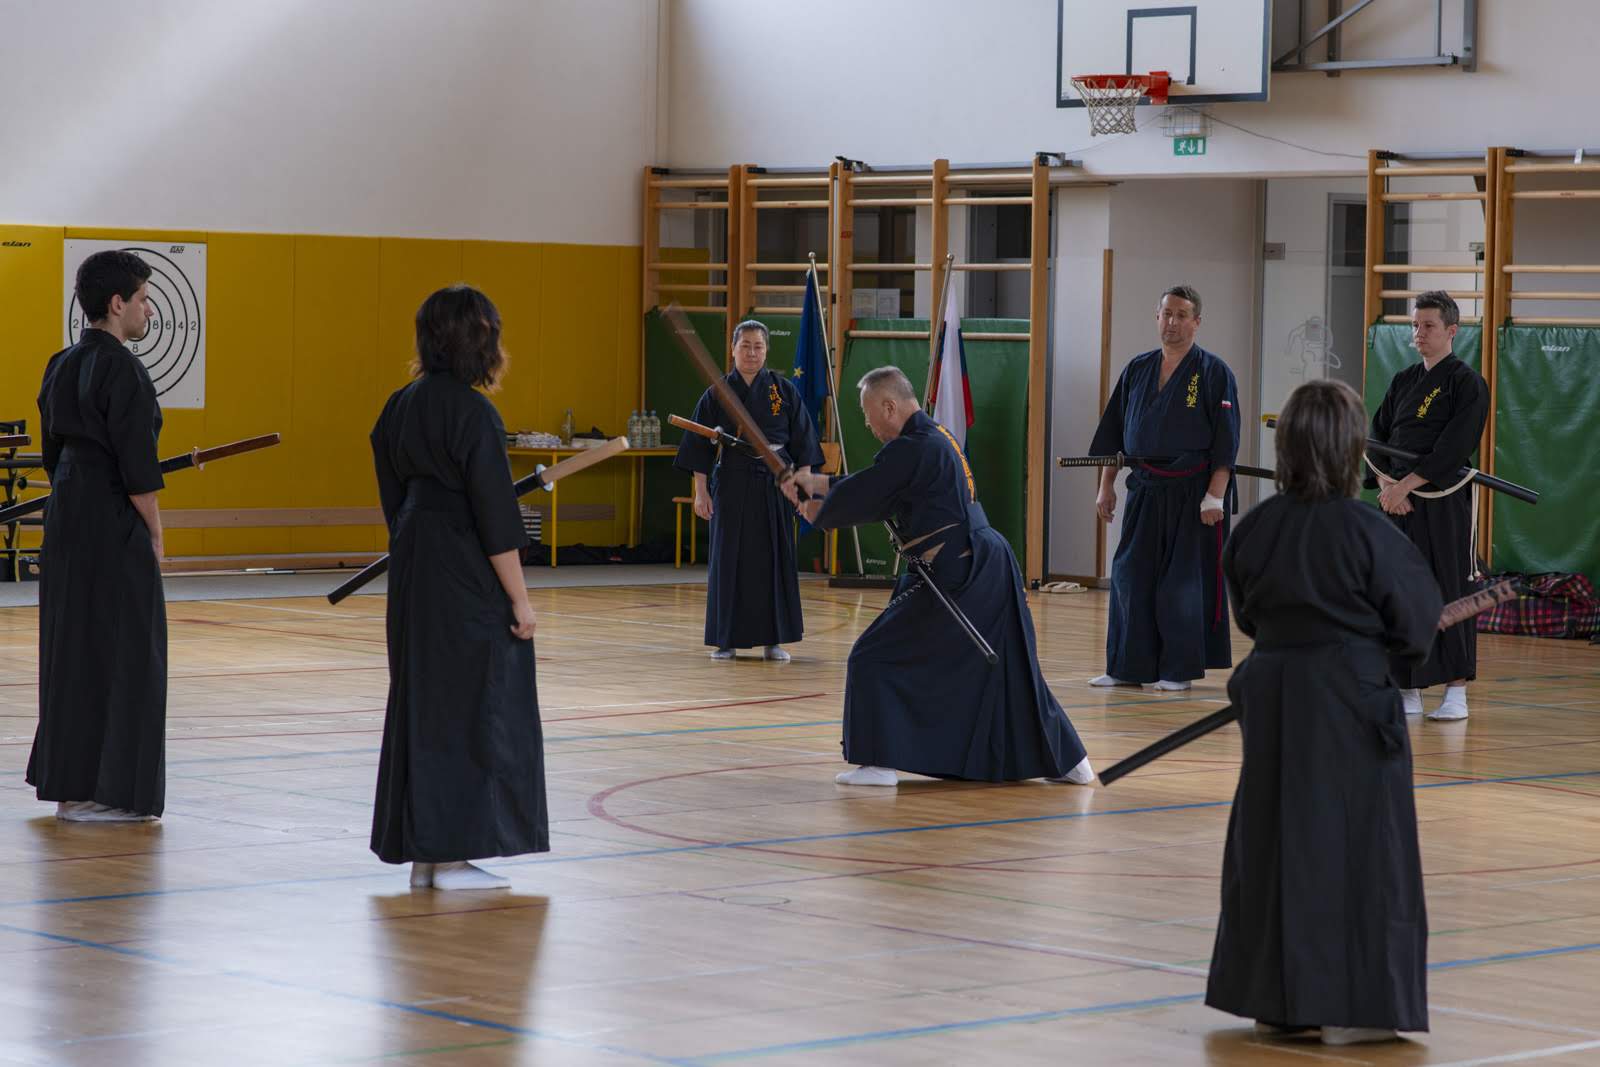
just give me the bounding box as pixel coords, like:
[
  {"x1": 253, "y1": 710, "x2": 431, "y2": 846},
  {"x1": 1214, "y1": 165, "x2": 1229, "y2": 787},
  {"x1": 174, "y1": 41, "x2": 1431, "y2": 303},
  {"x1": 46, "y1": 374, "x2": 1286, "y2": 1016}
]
[{"x1": 1272, "y1": 0, "x2": 1478, "y2": 76}]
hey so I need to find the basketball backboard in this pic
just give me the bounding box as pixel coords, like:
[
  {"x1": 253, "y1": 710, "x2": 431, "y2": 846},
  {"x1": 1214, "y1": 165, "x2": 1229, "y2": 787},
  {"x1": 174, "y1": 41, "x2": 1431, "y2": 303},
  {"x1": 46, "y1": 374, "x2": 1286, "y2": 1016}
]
[{"x1": 1057, "y1": 1, "x2": 1271, "y2": 108}]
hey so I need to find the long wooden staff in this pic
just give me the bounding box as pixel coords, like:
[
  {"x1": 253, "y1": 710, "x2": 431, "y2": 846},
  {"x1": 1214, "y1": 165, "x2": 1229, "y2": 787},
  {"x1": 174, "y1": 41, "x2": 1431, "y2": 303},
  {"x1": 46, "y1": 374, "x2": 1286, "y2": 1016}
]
[
  {"x1": 0, "y1": 433, "x2": 281, "y2": 525},
  {"x1": 660, "y1": 304, "x2": 998, "y2": 665},
  {"x1": 326, "y1": 436, "x2": 628, "y2": 604},
  {"x1": 1096, "y1": 579, "x2": 1519, "y2": 786}
]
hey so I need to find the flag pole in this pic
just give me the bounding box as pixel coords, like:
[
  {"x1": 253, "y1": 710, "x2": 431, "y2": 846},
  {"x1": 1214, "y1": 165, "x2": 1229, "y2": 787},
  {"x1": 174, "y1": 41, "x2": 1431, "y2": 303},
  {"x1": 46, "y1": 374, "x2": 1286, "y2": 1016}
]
[
  {"x1": 808, "y1": 251, "x2": 865, "y2": 576},
  {"x1": 924, "y1": 252, "x2": 958, "y2": 409}
]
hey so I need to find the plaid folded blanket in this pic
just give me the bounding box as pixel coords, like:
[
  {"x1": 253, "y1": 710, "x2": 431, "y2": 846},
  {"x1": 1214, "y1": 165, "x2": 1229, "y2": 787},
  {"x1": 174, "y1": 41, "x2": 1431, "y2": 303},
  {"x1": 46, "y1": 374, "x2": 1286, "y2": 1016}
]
[{"x1": 1478, "y1": 573, "x2": 1600, "y2": 639}]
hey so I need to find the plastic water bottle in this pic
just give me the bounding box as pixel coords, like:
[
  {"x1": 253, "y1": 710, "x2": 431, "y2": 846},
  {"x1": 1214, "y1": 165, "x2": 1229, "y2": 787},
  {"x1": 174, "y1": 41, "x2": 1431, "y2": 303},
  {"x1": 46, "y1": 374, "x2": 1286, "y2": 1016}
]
[
  {"x1": 647, "y1": 410, "x2": 661, "y2": 448},
  {"x1": 628, "y1": 411, "x2": 641, "y2": 446}
]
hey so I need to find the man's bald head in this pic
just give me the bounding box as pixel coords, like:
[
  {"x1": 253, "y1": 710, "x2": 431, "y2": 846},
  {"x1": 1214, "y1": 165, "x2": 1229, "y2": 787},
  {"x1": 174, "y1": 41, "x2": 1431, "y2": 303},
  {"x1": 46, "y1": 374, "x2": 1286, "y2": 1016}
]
[
  {"x1": 857, "y1": 365, "x2": 920, "y2": 443},
  {"x1": 858, "y1": 365, "x2": 917, "y2": 403}
]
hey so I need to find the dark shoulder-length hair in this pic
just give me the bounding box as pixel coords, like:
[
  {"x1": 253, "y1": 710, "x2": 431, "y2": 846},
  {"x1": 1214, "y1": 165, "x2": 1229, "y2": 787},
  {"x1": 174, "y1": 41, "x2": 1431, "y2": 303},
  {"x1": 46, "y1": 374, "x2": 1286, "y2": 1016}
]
[
  {"x1": 413, "y1": 285, "x2": 506, "y2": 389},
  {"x1": 1274, "y1": 378, "x2": 1366, "y2": 501}
]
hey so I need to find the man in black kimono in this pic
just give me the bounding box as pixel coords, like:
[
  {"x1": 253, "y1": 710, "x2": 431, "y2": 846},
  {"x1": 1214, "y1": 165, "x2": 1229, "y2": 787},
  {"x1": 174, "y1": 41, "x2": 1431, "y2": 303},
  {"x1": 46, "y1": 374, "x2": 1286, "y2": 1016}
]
[
  {"x1": 1088, "y1": 286, "x2": 1240, "y2": 691},
  {"x1": 1368, "y1": 290, "x2": 1489, "y2": 721},
  {"x1": 29, "y1": 250, "x2": 166, "y2": 822},
  {"x1": 675, "y1": 320, "x2": 822, "y2": 661},
  {"x1": 789, "y1": 367, "x2": 1091, "y2": 787}
]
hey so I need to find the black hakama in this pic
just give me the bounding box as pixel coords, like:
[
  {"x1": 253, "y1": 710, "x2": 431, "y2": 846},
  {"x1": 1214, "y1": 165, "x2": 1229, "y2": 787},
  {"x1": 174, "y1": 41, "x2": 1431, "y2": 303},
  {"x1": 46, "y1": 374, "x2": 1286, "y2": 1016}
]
[
  {"x1": 369, "y1": 373, "x2": 547, "y2": 864},
  {"x1": 1089, "y1": 345, "x2": 1240, "y2": 683},
  {"x1": 1206, "y1": 495, "x2": 1441, "y2": 1033},
  {"x1": 1368, "y1": 353, "x2": 1489, "y2": 688},
  {"x1": 674, "y1": 369, "x2": 822, "y2": 649},
  {"x1": 28, "y1": 330, "x2": 168, "y2": 817},
  {"x1": 814, "y1": 411, "x2": 1088, "y2": 780}
]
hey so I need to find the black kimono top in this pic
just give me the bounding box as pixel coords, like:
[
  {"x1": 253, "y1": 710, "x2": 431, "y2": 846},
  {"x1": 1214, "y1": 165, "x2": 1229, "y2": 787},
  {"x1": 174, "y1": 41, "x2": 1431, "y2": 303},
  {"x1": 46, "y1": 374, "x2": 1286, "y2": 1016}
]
[
  {"x1": 1089, "y1": 344, "x2": 1240, "y2": 478},
  {"x1": 814, "y1": 410, "x2": 983, "y2": 561},
  {"x1": 37, "y1": 329, "x2": 164, "y2": 493},
  {"x1": 674, "y1": 368, "x2": 823, "y2": 478},
  {"x1": 1369, "y1": 354, "x2": 1489, "y2": 490},
  {"x1": 371, "y1": 372, "x2": 527, "y2": 558}
]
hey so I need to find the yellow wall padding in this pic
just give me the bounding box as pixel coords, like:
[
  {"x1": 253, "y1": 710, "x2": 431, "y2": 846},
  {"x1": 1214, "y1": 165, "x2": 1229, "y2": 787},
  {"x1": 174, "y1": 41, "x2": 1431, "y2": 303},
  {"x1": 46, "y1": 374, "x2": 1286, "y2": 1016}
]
[{"x1": 0, "y1": 227, "x2": 642, "y2": 559}]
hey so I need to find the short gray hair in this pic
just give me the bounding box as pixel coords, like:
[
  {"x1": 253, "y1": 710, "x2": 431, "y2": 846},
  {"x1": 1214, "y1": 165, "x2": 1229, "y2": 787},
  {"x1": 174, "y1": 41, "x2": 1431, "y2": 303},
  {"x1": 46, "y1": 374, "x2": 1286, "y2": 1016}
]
[
  {"x1": 857, "y1": 365, "x2": 916, "y2": 403},
  {"x1": 1160, "y1": 285, "x2": 1202, "y2": 317},
  {"x1": 732, "y1": 319, "x2": 769, "y2": 346}
]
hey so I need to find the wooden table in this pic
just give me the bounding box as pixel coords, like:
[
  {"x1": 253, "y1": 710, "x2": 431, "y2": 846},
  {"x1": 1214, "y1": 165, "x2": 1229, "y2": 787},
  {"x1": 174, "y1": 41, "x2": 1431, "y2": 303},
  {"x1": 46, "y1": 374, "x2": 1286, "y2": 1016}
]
[{"x1": 507, "y1": 445, "x2": 678, "y2": 566}]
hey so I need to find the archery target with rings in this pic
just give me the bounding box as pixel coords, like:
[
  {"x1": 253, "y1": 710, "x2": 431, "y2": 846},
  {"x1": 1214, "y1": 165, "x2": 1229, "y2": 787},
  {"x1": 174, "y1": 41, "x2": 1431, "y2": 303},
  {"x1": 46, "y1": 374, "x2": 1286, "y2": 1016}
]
[{"x1": 64, "y1": 240, "x2": 207, "y2": 409}]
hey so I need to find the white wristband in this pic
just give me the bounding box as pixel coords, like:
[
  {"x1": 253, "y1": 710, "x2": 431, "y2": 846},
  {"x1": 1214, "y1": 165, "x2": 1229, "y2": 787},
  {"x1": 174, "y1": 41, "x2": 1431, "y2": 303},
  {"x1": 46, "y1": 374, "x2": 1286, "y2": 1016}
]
[{"x1": 1201, "y1": 493, "x2": 1225, "y2": 513}]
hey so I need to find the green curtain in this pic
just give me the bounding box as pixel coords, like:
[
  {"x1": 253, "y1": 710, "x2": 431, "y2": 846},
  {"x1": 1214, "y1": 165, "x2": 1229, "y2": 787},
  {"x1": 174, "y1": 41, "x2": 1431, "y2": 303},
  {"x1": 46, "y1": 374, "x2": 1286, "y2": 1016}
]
[
  {"x1": 1492, "y1": 326, "x2": 1600, "y2": 578},
  {"x1": 836, "y1": 318, "x2": 1031, "y2": 575}
]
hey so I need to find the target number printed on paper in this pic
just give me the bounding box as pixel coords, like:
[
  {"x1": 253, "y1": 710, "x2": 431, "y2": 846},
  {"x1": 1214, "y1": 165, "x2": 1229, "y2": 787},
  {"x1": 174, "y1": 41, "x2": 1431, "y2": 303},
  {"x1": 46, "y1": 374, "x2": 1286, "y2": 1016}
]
[{"x1": 64, "y1": 240, "x2": 207, "y2": 410}]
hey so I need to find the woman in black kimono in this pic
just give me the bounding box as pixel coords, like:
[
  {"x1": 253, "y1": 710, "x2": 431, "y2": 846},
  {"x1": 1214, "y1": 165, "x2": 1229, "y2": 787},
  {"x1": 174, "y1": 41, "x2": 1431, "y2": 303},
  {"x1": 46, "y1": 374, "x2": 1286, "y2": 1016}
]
[
  {"x1": 30, "y1": 250, "x2": 166, "y2": 823},
  {"x1": 674, "y1": 319, "x2": 822, "y2": 661},
  {"x1": 370, "y1": 286, "x2": 544, "y2": 891},
  {"x1": 1207, "y1": 379, "x2": 1441, "y2": 1045}
]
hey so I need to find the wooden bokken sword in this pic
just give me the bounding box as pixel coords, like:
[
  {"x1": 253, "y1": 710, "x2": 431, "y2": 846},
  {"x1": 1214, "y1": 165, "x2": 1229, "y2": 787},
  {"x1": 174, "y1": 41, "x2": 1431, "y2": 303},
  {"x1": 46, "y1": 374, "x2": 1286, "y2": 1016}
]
[
  {"x1": 0, "y1": 433, "x2": 282, "y2": 526},
  {"x1": 326, "y1": 435, "x2": 629, "y2": 604},
  {"x1": 1096, "y1": 579, "x2": 1519, "y2": 786},
  {"x1": 659, "y1": 304, "x2": 998, "y2": 665}
]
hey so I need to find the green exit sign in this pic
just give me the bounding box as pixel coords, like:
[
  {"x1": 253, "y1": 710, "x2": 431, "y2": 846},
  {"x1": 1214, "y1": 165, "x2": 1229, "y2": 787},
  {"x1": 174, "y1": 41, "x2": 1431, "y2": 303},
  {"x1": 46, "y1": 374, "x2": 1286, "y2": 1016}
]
[{"x1": 1174, "y1": 136, "x2": 1208, "y2": 156}]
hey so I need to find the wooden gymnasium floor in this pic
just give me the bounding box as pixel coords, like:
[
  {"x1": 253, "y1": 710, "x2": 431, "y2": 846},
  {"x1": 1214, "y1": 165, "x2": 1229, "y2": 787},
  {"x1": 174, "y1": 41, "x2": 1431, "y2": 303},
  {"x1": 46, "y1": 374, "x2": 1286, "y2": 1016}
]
[{"x1": 3, "y1": 574, "x2": 1599, "y2": 1066}]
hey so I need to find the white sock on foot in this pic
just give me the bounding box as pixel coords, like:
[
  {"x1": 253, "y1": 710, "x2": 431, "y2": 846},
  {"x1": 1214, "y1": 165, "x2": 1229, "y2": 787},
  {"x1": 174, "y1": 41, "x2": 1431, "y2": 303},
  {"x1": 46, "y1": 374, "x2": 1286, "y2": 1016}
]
[
  {"x1": 58, "y1": 803, "x2": 156, "y2": 823},
  {"x1": 1428, "y1": 685, "x2": 1468, "y2": 721},
  {"x1": 1147, "y1": 679, "x2": 1192, "y2": 692},
  {"x1": 1401, "y1": 688, "x2": 1423, "y2": 716},
  {"x1": 430, "y1": 861, "x2": 510, "y2": 890},
  {"x1": 835, "y1": 765, "x2": 898, "y2": 787},
  {"x1": 763, "y1": 645, "x2": 790, "y2": 662},
  {"x1": 1089, "y1": 674, "x2": 1132, "y2": 687},
  {"x1": 1047, "y1": 756, "x2": 1095, "y2": 785},
  {"x1": 1321, "y1": 1026, "x2": 1398, "y2": 1045},
  {"x1": 709, "y1": 647, "x2": 735, "y2": 660},
  {"x1": 410, "y1": 862, "x2": 434, "y2": 888}
]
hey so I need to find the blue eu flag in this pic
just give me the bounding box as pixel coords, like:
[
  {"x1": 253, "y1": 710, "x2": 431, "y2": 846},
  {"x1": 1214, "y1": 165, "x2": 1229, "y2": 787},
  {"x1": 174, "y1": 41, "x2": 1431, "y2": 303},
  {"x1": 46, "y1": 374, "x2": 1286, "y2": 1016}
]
[{"x1": 791, "y1": 270, "x2": 830, "y2": 439}]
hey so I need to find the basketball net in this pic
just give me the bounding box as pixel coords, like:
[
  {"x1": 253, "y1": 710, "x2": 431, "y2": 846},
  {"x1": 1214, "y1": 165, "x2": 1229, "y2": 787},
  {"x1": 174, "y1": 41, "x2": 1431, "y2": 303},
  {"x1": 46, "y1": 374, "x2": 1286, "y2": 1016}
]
[{"x1": 1070, "y1": 71, "x2": 1171, "y2": 136}]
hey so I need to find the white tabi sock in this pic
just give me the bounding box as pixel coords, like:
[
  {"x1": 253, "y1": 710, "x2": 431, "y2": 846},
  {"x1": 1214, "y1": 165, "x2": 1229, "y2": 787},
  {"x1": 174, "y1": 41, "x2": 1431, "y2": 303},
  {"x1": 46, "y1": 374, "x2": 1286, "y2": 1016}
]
[
  {"x1": 1047, "y1": 756, "x2": 1096, "y2": 785},
  {"x1": 57, "y1": 803, "x2": 156, "y2": 823},
  {"x1": 1088, "y1": 674, "x2": 1134, "y2": 687},
  {"x1": 430, "y1": 861, "x2": 511, "y2": 890},
  {"x1": 410, "y1": 862, "x2": 435, "y2": 888},
  {"x1": 1147, "y1": 679, "x2": 1192, "y2": 692},
  {"x1": 763, "y1": 645, "x2": 790, "y2": 662},
  {"x1": 1400, "y1": 688, "x2": 1424, "y2": 716},
  {"x1": 1428, "y1": 685, "x2": 1469, "y2": 721},
  {"x1": 835, "y1": 766, "x2": 898, "y2": 787},
  {"x1": 709, "y1": 647, "x2": 736, "y2": 660}
]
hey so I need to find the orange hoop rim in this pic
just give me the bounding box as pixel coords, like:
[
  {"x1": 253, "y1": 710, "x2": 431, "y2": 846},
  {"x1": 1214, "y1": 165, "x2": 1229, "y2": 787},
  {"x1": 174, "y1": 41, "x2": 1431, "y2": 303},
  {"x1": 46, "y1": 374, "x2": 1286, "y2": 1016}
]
[{"x1": 1070, "y1": 70, "x2": 1172, "y2": 105}]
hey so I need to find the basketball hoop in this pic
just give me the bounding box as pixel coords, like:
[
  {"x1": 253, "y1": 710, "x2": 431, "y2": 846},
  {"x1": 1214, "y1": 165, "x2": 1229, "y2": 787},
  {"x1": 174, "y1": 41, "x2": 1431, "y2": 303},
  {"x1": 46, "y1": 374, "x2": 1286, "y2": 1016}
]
[{"x1": 1070, "y1": 71, "x2": 1171, "y2": 136}]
